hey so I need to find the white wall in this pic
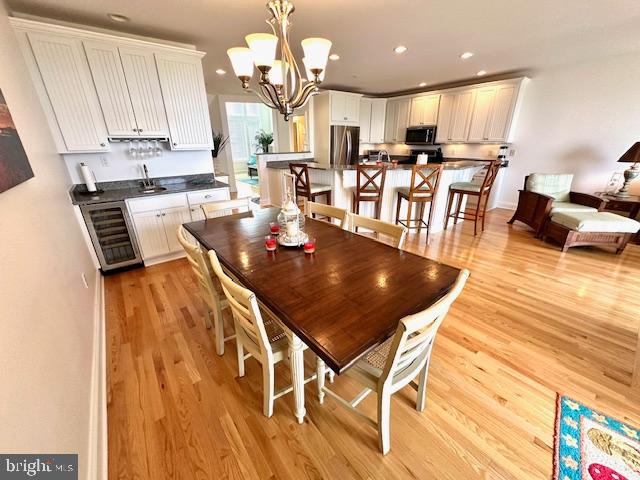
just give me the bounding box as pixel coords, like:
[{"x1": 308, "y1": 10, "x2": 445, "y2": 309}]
[
  {"x1": 64, "y1": 142, "x2": 213, "y2": 184},
  {"x1": 0, "y1": 3, "x2": 98, "y2": 478},
  {"x1": 500, "y1": 51, "x2": 640, "y2": 207}
]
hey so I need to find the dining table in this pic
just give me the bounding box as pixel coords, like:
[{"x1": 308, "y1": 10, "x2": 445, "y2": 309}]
[{"x1": 183, "y1": 207, "x2": 461, "y2": 423}]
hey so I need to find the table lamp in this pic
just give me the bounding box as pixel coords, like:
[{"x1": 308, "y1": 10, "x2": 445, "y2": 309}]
[{"x1": 616, "y1": 142, "x2": 640, "y2": 197}]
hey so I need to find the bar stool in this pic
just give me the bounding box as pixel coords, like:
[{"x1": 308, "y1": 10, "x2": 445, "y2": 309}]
[
  {"x1": 395, "y1": 164, "x2": 444, "y2": 242},
  {"x1": 444, "y1": 160, "x2": 501, "y2": 236},
  {"x1": 352, "y1": 163, "x2": 387, "y2": 219},
  {"x1": 289, "y1": 163, "x2": 332, "y2": 206}
]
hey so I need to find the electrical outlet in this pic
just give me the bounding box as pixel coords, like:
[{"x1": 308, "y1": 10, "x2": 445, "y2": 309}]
[
  {"x1": 100, "y1": 156, "x2": 109, "y2": 167},
  {"x1": 81, "y1": 273, "x2": 89, "y2": 289}
]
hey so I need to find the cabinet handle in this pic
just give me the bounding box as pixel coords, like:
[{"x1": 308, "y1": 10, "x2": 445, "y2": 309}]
[
  {"x1": 162, "y1": 213, "x2": 166, "y2": 216},
  {"x1": 173, "y1": 142, "x2": 177, "y2": 146},
  {"x1": 100, "y1": 143, "x2": 106, "y2": 147},
  {"x1": 156, "y1": 214, "x2": 161, "y2": 217},
  {"x1": 344, "y1": 117, "x2": 347, "y2": 120},
  {"x1": 133, "y1": 128, "x2": 138, "y2": 132},
  {"x1": 139, "y1": 129, "x2": 143, "y2": 133},
  {"x1": 204, "y1": 195, "x2": 212, "y2": 199}
]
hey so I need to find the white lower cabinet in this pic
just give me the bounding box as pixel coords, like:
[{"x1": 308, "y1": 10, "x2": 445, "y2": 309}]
[{"x1": 187, "y1": 188, "x2": 230, "y2": 221}]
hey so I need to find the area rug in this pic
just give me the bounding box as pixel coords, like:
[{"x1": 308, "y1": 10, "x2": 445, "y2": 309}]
[
  {"x1": 555, "y1": 395, "x2": 640, "y2": 479},
  {"x1": 238, "y1": 177, "x2": 259, "y2": 186}
]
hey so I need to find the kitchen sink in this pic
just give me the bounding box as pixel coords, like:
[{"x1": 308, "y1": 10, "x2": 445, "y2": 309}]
[{"x1": 139, "y1": 186, "x2": 167, "y2": 194}]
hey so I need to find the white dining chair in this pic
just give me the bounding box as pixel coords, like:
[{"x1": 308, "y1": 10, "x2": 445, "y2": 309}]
[
  {"x1": 306, "y1": 201, "x2": 349, "y2": 229},
  {"x1": 317, "y1": 268, "x2": 469, "y2": 454},
  {"x1": 349, "y1": 213, "x2": 408, "y2": 249},
  {"x1": 201, "y1": 196, "x2": 253, "y2": 219},
  {"x1": 208, "y1": 249, "x2": 318, "y2": 418},
  {"x1": 176, "y1": 225, "x2": 233, "y2": 355}
]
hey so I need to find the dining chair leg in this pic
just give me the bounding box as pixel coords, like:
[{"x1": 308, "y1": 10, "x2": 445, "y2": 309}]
[
  {"x1": 326, "y1": 191, "x2": 332, "y2": 206},
  {"x1": 374, "y1": 200, "x2": 382, "y2": 220},
  {"x1": 481, "y1": 194, "x2": 489, "y2": 232},
  {"x1": 426, "y1": 201, "x2": 435, "y2": 243},
  {"x1": 236, "y1": 335, "x2": 245, "y2": 378},
  {"x1": 328, "y1": 369, "x2": 335, "y2": 383},
  {"x1": 213, "y1": 303, "x2": 225, "y2": 356},
  {"x1": 454, "y1": 193, "x2": 463, "y2": 225},
  {"x1": 289, "y1": 334, "x2": 307, "y2": 424},
  {"x1": 416, "y1": 357, "x2": 431, "y2": 412},
  {"x1": 406, "y1": 201, "x2": 413, "y2": 232},
  {"x1": 444, "y1": 190, "x2": 454, "y2": 230},
  {"x1": 316, "y1": 356, "x2": 326, "y2": 404},
  {"x1": 263, "y1": 363, "x2": 275, "y2": 418},
  {"x1": 417, "y1": 202, "x2": 425, "y2": 233},
  {"x1": 395, "y1": 193, "x2": 402, "y2": 225},
  {"x1": 377, "y1": 390, "x2": 392, "y2": 455},
  {"x1": 473, "y1": 196, "x2": 480, "y2": 236}
]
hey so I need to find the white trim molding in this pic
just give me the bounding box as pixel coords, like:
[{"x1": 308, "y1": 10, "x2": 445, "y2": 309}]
[{"x1": 87, "y1": 271, "x2": 107, "y2": 480}]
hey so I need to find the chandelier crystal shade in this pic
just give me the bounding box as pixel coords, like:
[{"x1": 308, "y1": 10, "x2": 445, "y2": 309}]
[{"x1": 226, "y1": 1, "x2": 332, "y2": 120}]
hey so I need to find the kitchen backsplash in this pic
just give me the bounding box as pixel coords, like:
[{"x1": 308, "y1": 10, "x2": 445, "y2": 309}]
[{"x1": 63, "y1": 141, "x2": 214, "y2": 184}]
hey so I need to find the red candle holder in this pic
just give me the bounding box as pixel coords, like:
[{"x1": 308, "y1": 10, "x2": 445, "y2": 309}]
[
  {"x1": 265, "y1": 235, "x2": 277, "y2": 252},
  {"x1": 303, "y1": 237, "x2": 316, "y2": 254},
  {"x1": 375, "y1": 159, "x2": 382, "y2": 166},
  {"x1": 269, "y1": 222, "x2": 280, "y2": 235}
]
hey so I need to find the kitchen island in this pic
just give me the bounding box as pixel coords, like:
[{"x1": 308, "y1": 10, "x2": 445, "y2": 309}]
[{"x1": 263, "y1": 160, "x2": 498, "y2": 234}]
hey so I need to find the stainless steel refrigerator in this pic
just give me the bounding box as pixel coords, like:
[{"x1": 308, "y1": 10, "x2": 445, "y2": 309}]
[{"x1": 330, "y1": 125, "x2": 360, "y2": 166}]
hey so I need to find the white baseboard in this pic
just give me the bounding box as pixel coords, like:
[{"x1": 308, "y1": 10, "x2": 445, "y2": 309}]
[
  {"x1": 143, "y1": 250, "x2": 186, "y2": 267},
  {"x1": 87, "y1": 271, "x2": 107, "y2": 480},
  {"x1": 495, "y1": 201, "x2": 517, "y2": 210}
]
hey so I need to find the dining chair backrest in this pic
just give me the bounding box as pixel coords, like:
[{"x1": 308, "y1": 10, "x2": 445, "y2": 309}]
[
  {"x1": 408, "y1": 164, "x2": 444, "y2": 200},
  {"x1": 289, "y1": 163, "x2": 312, "y2": 199},
  {"x1": 349, "y1": 213, "x2": 408, "y2": 249},
  {"x1": 306, "y1": 201, "x2": 349, "y2": 229},
  {"x1": 201, "y1": 197, "x2": 252, "y2": 219},
  {"x1": 356, "y1": 164, "x2": 387, "y2": 197},
  {"x1": 176, "y1": 225, "x2": 223, "y2": 311},
  {"x1": 479, "y1": 160, "x2": 501, "y2": 194},
  {"x1": 380, "y1": 268, "x2": 469, "y2": 392},
  {"x1": 207, "y1": 250, "x2": 273, "y2": 358}
]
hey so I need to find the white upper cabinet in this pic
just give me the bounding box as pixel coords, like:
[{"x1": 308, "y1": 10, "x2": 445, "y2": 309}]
[
  {"x1": 359, "y1": 98, "x2": 372, "y2": 143},
  {"x1": 329, "y1": 91, "x2": 360, "y2": 125},
  {"x1": 119, "y1": 46, "x2": 169, "y2": 137},
  {"x1": 436, "y1": 89, "x2": 475, "y2": 143},
  {"x1": 409, "y1": 94, "x2": 440, "y2": 126},
  {"x1": 384, "y1": 98, "x2": 410, "y2": 143},
  {"x1": 467, "y1": 83, "x2": 519, "y2": 143},
  {"x1": 369, "y1": 98, "x2": 386, "y2": 143},
  {"x1": 155, "y1": 52, "x2": 213, "y2": 150},
  {"x1": 26, "y1": 31, "x2": 109, "y2": 152}
]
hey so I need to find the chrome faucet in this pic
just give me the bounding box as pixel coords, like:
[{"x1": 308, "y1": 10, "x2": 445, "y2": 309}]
[
  {"x1": 142, "y1": 164, "x2": 154, "y2": 187},
  {"x1": 377, "y1": 150, "x2": 390, "y2": 163}
]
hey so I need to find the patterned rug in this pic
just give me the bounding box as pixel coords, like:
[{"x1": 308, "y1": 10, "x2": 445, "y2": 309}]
[{"x1": 555, "y1": 395, "x2": 640, "y2": 479}]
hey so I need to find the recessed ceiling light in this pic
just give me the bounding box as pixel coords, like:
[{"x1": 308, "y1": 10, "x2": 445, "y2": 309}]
[
  {"x1": 107, "y1": 13, "x2": 130, "y2": 23},
  {"x1": 418, "y1": 82, "x2": 427, "y2": 87},
  {"x1": 394, "y1": 45, "x2": 407, "y2": 54},
  {"x1": 476, "y1": 70, "x2": 487, "y2": 76},
  {"x1": 329, "y1": 53, "x2": 340, "y2": 61},
  {"x1": 459, "y1": 52, "x2": 474, "y2": 60},
  {"x1": 215, "y1": 69, "x2": 226, "y2": 75}
]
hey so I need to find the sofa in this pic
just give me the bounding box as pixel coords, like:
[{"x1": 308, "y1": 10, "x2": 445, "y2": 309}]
[{"x1": 507, "y1": 173, "x2": 605, "y2": 235}]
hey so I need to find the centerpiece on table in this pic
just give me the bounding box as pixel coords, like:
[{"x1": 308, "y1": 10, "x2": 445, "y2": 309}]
[{"x1": 277, "y1": 174, "x2": 307, "y2": 247}]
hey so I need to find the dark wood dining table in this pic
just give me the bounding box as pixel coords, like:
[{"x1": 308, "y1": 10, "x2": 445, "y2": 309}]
[{"x1": 184, "y1": 207, "x2": 460, "y2": 423}]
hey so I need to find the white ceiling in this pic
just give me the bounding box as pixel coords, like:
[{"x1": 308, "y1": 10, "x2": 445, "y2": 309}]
[{"x1": 8, "y1": 0, "x2": 640, "y2": 96}]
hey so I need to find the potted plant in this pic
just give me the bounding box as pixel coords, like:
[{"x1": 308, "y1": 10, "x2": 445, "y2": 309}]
[
  {"x1": 255, "y1": 130, "x2": 274, "y2": 153},
  {"x1": 211, "y1": 131, "x2": 229, "y2": 158}
]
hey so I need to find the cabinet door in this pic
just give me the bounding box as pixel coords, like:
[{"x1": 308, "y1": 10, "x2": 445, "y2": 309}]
[
  {"x1": 436, "y1": 93, "x2": 455, "y2": 143},
  {"x1": 359, "y1": 98, "x2": 372, "y2": 143},
  {"x1": 344, "y1": 95, "x2": 360, "y2": 123},
  {"x1": 84, "y1": 40, "x2": 138, "y2": 137},
  {"x1": 155, "y1": 52, "x2": 213, "y2": 150},
  {"x1": 161, "y1": 207, "x2": 193, "y2": 253},
  {"x1": 330, "y1": 93, "x2": 347, "y2": 123},
  {"x1": 369, "y1": 99, "x2": 387, "y2": 143},
  {"x1": 384, "y1": 100, "x2": 398, "y2": 143},
  {"x1": 486, "y1": 84, "x2": 516, "y2": 142},
  {"x1": 409, "y1": 97, "x2": 424, "y2": 127},
  {"x1": 27, "y1": 32, "x2": 109, "y2": 152},
  {"x1": 132, "y1": 210, "x2": 169, "y2": 259},
  {"x1": 449, "y1": 89, "x2": 476, "y2": 142},
  {"x1": 467, "y1": 87, "x2": 496, "y2": 142},
  {"x1": 119, "y1": 46, "x2": 169, "y2": 137},
  {"x1": 395, "y1": 99, "x2": 411, "y2": 144},
  {"x1": 421, "y1": 95, "x2": 440, "y2": 125}
]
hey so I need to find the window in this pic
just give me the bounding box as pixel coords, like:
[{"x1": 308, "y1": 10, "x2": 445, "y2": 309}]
[{"x1": 225, "y1": 102, "x2": 274, "y2": 166}]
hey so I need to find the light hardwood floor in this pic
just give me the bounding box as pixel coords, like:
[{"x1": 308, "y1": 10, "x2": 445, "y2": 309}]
[{"x1": 105, "y1": 208, "x2": 640, "y2": 479}]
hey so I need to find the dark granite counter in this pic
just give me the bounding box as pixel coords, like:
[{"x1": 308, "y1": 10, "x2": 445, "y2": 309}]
[
  {"x1": 266, "y1": 159, "x2": 491, "y2": 172},
  {"x1": 70, "y1": 173, "x2": 228, "y2": 205}
]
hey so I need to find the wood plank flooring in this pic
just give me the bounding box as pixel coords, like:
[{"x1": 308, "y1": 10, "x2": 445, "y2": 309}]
[{"x1": 105, "y1": 208, "x2": 640, "y2": 479}]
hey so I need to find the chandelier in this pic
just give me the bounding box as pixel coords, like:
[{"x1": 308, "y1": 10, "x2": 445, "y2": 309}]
[{"x1": 226, "y1": 1, "x2": 332, "y2": 121}]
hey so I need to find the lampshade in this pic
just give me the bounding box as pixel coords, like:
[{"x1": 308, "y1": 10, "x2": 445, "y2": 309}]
[
  {"x1": 270, "y1": 60, "x2": 289, "y2": 86},
  {"x1": 618, "y1": 142, "x2": 640, "y2": 164},
  {"x1": 302, "y1": 57, "x2": 326, "y2": 82},
  {"x1": 227, "y1": 47, "x2": 254, "y2": 78},
  {"x1": 245, "y1": 33, "x2": 278, "y2": 68},
  {"x1": 301, "y1": 38, "x2": 332, "y2": 72}
]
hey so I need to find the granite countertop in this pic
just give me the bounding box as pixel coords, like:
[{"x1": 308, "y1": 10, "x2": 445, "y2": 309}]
[
  {"x1": 70, "y1": 173, "x2": 228, "y2": 205},
  {"x1": 266, "y1": 159, "x2": 493, "y2": 172}
]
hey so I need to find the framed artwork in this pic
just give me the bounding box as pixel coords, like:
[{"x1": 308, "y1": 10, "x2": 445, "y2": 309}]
[{"x1": 0, "y1": 89, "x2": 34, "y2": 193}]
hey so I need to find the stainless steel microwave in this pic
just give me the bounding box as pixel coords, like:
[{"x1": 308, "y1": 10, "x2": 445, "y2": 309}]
[{"x1": 405, "y1": 125, "x2": 437, "y2": 145}]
